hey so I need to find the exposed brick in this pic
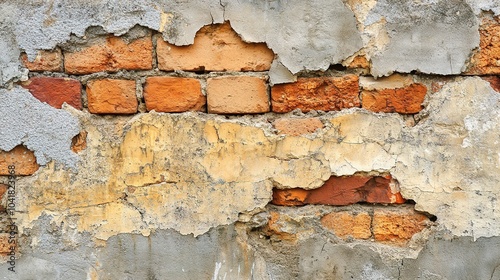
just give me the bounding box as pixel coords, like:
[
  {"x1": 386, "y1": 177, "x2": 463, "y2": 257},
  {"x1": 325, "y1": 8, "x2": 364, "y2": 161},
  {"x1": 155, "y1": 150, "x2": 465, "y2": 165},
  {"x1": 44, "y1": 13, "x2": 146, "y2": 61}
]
[
  {"x1": 271, "y1": 188, "x2": 308, "y2": 206},
  {"x1": 263, "y1": 212, "x2": 297, "y2": 242},
  {"x1": 307, "y1": 175, "x2": 405, "y2": 206},
  {"x1": 273, "y1": 118, "x2": 324, "y2": 136},
  {"x1": 271, "y1": 175, "x2": 406, "y2": 206},
  {"x1": 0, "y1": 146, "x2": 39, "y2": 175},
  {"x1": 482, "y1": 76, "x2": 500, "y2": 92},
  {"x1": 21, "y1": 77, "x2": 82, "y2": 109},
  {"x1": 271, "y1": 75, "x2": 360, "y2": 113},
  {"x1": 143, "y1": 77, "x2": 205, "y2": 112},
  {"x1": 0, "y1": 184, "x2": 7, "y2": 211},
  {"x1": 21, "y1": 49, "x2": 62, "y2": 72},
  {"x1": 86, "y1": 79, "x2": 137, "y2": 114},
  {"x1": 321, "y1": 211, "x2": 372, "y2": 240},
  {"x1": 0, "y1": 233, "x2": 12, "y2": 255},
  {"x1": 347, "y1": 55, "x2": 370, "y2": 69},
  {"x1": 64, "y1": 36, "x2": 152, "y2": 74},
  {"x1": 207, "y1": 76, "x2": 269, "y2": 114},
  {"x1": 71, "y1": 131, "x2": 87, "y2": 153},
  {"x1": 157, "y1": 22, "x2": 274, "y2": 72},
  {"x1": 373, "y1": 209, "x2": 429, "y2": 244},
  {"x1": 361, "y1": 83, "x2": 427, "y2": 114},
  {"x1": 465, "y1": 16, "x2": 500, "y2": 75}
]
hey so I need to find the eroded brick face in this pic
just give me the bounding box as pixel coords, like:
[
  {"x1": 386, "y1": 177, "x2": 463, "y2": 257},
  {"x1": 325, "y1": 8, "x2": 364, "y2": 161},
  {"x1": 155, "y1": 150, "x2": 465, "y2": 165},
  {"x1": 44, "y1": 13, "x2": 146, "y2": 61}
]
[
  {"x1": 0, "y1": 146, "x2": 39, "y2": 175},
  {"x1": 271, "y1": 75, "x2": 360, "y2": 113},
  {"x1": 361, "y1": 83, "x2": 427, "y2": 114},
  {"x1": 157, "y1": 22, "x2": 274, "y2": 72},
  {"x1": 64, "y1": 36, "x2": 153, "y2": 74},
  {"x1": 144, "y1": 77, "x2": 205, "y2": 113},
  {"x1": 373, "y1": 209, "x2": 429, "y2": 245},
  {"x1": 21, "y1": 49, "x2": 63, "y2": 72},
  {"x1": 466, "y1": 16, "x2": 500, "y2": 75},
  {"x1": 207, "y1": 76, "x2": 269, "y2": 114},
  {"x1": 321, "y1": 211, "x2": 372, "y2": 240},
  {"x1": 22, "y1": 77, "x2": 82, "y2": 109},
  {"x1": 273, "y1": 118, "x2": 324, "y2": 136},
  {"x1": 86, "y1": 79, "x2": 138, "y2": 114}
]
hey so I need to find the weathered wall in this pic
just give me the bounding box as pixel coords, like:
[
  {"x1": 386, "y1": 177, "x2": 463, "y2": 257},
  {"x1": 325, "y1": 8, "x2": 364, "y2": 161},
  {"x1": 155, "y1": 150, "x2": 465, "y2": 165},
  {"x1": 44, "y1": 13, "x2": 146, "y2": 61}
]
[{"x1": 1, "y1": 0, "x2": 500, "y2": 279}]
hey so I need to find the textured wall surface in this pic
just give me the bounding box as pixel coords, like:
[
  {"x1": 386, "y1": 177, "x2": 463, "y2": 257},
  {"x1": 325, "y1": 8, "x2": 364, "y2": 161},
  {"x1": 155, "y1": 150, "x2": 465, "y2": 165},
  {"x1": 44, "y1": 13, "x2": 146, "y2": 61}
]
[{"x1": 1, "y1": 0, "x2": 500, "y2": 279}]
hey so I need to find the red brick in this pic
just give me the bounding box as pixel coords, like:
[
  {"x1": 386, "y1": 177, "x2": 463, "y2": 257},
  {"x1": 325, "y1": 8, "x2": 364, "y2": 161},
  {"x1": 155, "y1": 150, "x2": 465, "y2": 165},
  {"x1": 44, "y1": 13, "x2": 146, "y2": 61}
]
[
  {"x1": 86, "y1": 79, "x2": 137, "y2": 114},
  {"x1": 207, "y1": 76, "x2": 269, "y2": 114},
  {"x1": 362, "y1": 83, "x2": 427, "y2": 114},
  {"x1": 157, "y1": 22, "x2": 274, "y2": 72},
  {"x1": 0, "y1": 145, "x2": 39, "y2": 175},
  {"x1": 321, "y1": 211, "x2": 372, "y2": 240},
  {"x1": 273, "y1": 118, "x2": 324, "y2": 136},
  {"x1": 465, "y1": 16, "x2": 500, "y2": 75},
  {"x1": 143, "y1": 77, "x2": 205, "y2": 112},
  {"x1": 271, "y1": 174, "x2": 406, "y2": 206},
  {"x1": 305, "y1": 175, "x2": 404, "y2": 205},
  {"x1": 373, "y1": 208, "x2": 429, "y2": 245},
  {"x1": 21, "y1": 49, "x2": 62, "y2": 72},
  {"x1": 65, "y1": 36, "x2": 152, "y2": 74},
  {"x1": 21, "y1": 77, "x2": 82, "y2": 109},
  {"x1": 271, "y1": 75, "x2": 360, "y2": 113},
  {"x1": 482, "y1": 76, "x2": 500, "y2": 92}
]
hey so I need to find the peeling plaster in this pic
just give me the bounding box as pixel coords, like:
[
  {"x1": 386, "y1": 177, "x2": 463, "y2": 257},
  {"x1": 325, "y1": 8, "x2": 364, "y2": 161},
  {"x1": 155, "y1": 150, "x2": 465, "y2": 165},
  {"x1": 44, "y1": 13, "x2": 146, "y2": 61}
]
[{"x1": 0, "y1": 87, "x2": 80, "y2": 169}]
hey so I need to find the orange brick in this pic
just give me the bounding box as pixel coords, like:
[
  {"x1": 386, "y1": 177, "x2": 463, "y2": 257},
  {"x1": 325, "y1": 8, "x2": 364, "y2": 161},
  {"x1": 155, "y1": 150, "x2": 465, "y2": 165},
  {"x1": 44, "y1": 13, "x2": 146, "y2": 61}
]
[
  {"x1": 0, "y1": 146, "x2": 39, "y2": 175},
  {"x1": 0, "y1": 233, "x2": 12, "y2": 255},
  {"x1": 71, "y1": 131, "x2": 87, "y2": 153},
  {"x1": 21, "y1": 49, "x2": 62, "y2": 72},
  {"x1": 143, "y1": 77, "x2": 205, "y2": 112},
  {"x1": 271, "y1": 75, "x2": 360, "y2": 113},
  {"x1": 271, "y1": 188, "x2": 308, "y2": 206},
  {"x1": 65, "y1": 36, "x2": 152, "y2": 74},
  {"x1": 321, "y1": 211, "x2": 371, "y2": 240},
  {"x1": 362, "y1": 83, "x2": 427, "y2": 114},
  {"x1": 273, "y1": 118, "x2": 324, "y2": 136},
  {"x1": 0, "y1": 184, "x2": 7, "y2": 211},
  {"x1": 157, "y1": 22, "x2": 274, "y2": 72},
  {"x1": 347, "y1": 55, "x2": 370, "y2": 69},
  {"x1": 263, "y1": 212, "x2": 297, "y2": 242},
  {"x1": 22, "y1": 77, "x2": 82, "y2": 109},
  {"x1": 466, "y1": 16, "x2": 500, "y2": 75},
  {"x1": 207, "y1": 76, "x2": 269, "y2": 114},
  {"x1": 373, "y1": 209, "x2": 429, "y2": 245},
  {"x1": 86, "y1": 79, "x2": 137, "y2": 114}
]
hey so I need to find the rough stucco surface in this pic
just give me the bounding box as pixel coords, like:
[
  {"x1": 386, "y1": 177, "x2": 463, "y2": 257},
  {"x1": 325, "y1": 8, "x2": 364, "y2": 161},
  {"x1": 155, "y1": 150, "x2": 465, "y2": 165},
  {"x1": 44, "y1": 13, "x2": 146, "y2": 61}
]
[
  {"x1": 0, "y1": 0, "x2": 487, "y2": 86},
  {"x1": 366, "y1": 0, "x2": 480, "y2": 76},
  {"x1": 0, "y1": 88, "x2": 80, "y2": 168},
  {"x1": 1, "y1": 0, "x2": 500, "y2": 279}
]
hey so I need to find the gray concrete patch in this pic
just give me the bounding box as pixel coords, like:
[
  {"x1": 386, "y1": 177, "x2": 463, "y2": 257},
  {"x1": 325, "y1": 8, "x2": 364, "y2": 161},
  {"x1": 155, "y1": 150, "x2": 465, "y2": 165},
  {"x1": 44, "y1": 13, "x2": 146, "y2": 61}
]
[
  {"x1": 0, "y1": 87, "x2": 80, "y2": 169},
  {"x1": 367, "y1": 0, "x2": 479, "y2": 76}
]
